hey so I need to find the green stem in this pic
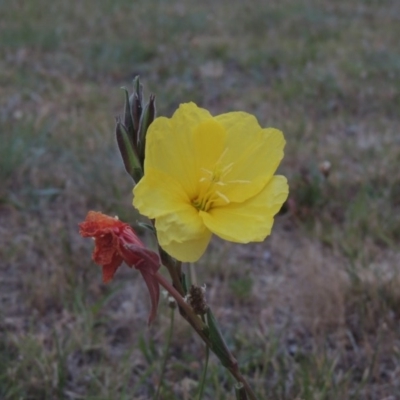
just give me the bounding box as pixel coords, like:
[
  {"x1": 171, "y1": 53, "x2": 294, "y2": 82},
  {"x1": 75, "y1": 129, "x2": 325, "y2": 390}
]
[
  {"x1": 153, "y1": 306, "x2": 175, "y2": 400},
  {"x1": 189, "y1": 262, "x2": 197, "y2": 286},
  {"x1": 227, "y1": 365, "x2": 258, "y2": 400},
  {"x1": 150, "y1": 218, "x2": 185, "y2": 296},
  {"x1": 158, "y1": 244, "x2": 185, "y2": 296},
  {"x1": 235, "y1": 383, "x2": 248, "y2": 400},
  {"x1": 197, "y1": 316, "x2": 210, "y2": 400}
]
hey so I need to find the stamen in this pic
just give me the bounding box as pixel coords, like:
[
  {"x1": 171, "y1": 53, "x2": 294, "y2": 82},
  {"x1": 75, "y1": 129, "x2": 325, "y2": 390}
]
[
  {"x1": 221, "y1": 162, "x2": 234, "y2": 174},
  {"x1": 192, "y1": 149, "x2": 238, "y2": 212},
  {"x1": 215, "y1": 148, "x2": 229, "y2": 165},
  {"x1": 228, "y1": 179, "x2": 251, "y2": 184},
  {"x1": 200, "y1": 167, "x2": 213, "y2": 177},
  {"x1": 216, "y1": 191, "x2": 230, "y2": 203}
]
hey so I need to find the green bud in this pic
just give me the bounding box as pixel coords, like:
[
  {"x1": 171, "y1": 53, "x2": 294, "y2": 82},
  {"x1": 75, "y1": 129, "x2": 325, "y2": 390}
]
[
  {"x1": 132, "y1": 75, "x2": 143, "y2": 104},
  {"x1": 115, "y1": 119, "x2": 143, "y2": 184},
  {"x1": 137, "y1": 94, "x2": 156, "y2": 166},
  {"x1": 121, "y1": 87, "x2": 135, "y2": 148},
  {"x1": 130, "y1": 76, "x2": 143, "y2": 134}
]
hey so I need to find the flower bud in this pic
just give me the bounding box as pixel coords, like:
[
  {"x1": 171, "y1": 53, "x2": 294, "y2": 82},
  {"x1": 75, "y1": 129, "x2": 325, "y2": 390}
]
[
  {"x1": 137, "y1": 94, "x2": 156, "y2": 166},
  {"x1": 115, "y1": 119, "x2": 143, "y2": 183},
  {"x1": 122, "y1": 87, "x2": 135, "y2": 149},
  {"x1": 130, "y1": 76, "x2": 143, "y2": 134}
]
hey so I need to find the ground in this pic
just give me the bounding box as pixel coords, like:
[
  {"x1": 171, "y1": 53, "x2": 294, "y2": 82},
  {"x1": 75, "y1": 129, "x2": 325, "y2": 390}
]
[{"x1": 1, "y1": 0, "x2": 400, "y2": 399}]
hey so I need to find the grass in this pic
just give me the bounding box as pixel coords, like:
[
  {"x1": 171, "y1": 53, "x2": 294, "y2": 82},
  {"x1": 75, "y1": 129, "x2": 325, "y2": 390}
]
[{"x1": 1, "y1": 0, "x2": 400, "y2": 398}]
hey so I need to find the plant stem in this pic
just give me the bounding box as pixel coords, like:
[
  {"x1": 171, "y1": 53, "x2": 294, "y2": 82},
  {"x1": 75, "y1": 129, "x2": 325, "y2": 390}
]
[
  {"x1": 227, "y1": 365, "x2": 258, "y2": 400},
  {"x1": 158, "y1": 245, "x2": 185, "y2": 296},
  {"x1": 235, "y1": 383, "x2": 248, "y2": 400},
  {"x1": 197, "y1": 317, "x2": 209, "y2": 400},
  {"x1": 155, "y1": 272, "x2": 208, "y2": 335},
  {"x1": 189, "y1": 262, "x2": 197, "y2": 285},
  {"x1": 153, "y1": 306, "x2": 175, "y2": 400},
  {"x1": 154, "y1": 272, "x2": 259, "y2": 400}
]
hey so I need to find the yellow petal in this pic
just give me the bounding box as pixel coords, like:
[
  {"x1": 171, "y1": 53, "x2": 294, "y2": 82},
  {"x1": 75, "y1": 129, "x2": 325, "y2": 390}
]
[
  {"x1": 158, "y1": 229, "x2": 212, "y2": 262},
  {"x1": 144, "y1": 103, "x2": 212, "y2": 199},
  {"x1": 133, "y1": 168, "x2": 191, "y2": 218},
  {"x1": 134, "y1": 168, "x2": 207, "y2": 247},
  {"x1": 200, "y1": 175, "x2": 288, "y2": 242},
  {"x1": 155, "y1": 207, "x2": 205, "y2": 246},
  {"x1": 215, "y1": 112, "x2": 286, "y2": 203},
  {"x1": 215, "y1": 111, "x2": 261, "y2": 134},
  {"x1": 192, "y1": 119, "x2": 227, "y2": 174}
]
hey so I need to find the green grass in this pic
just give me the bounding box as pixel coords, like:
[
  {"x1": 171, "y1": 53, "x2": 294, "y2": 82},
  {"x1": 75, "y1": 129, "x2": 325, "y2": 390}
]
[{"x1": 1, "y1": 0, "x2": 400, "y2": 398}]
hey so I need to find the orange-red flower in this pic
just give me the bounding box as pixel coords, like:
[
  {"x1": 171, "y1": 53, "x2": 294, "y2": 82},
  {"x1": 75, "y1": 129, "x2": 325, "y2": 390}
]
[{"x1": 79, "y1": 211, "x2": 161, "y2": 323}]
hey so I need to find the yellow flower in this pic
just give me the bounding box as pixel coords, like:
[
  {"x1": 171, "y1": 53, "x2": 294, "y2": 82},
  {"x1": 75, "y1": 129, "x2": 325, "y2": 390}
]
[{"x1": 133, "y1": 103, "x2": 289, "y2": 262}]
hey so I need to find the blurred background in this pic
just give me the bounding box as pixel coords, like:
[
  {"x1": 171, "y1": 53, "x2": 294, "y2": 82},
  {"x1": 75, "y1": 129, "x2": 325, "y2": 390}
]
[{"x1": 1, "y1": 0, "x2": 400, "y2": 399}]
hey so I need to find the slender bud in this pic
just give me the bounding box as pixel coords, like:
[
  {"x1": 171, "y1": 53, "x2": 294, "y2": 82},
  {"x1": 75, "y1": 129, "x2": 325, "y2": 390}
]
[
  {"x1": 133, "y1": 75, "x2": 143, "y2": 104},
  {"x1": 130, "y1": 76, "x2": 143, "y2": 134},
  {"x1": 122, "y1": 87, "x2": 135, "y2": 148},
  {"x1": 115, "y1": 119, "x2": 143, "y2": 183},
  {"x1": 137, "y1": 94, "x2": 156, "y2": 166}
]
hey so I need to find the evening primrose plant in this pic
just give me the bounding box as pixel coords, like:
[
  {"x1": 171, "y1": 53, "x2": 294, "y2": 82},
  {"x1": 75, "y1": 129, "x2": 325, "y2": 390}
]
[{"x1": 80, "y1": 77, "x2": 288, "y2": 400}]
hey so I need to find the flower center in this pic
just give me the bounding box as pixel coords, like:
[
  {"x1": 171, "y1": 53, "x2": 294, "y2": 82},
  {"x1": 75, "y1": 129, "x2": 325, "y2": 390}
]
[{"x1": 191, "y1": 149, "x2": 249, "y2": 212}]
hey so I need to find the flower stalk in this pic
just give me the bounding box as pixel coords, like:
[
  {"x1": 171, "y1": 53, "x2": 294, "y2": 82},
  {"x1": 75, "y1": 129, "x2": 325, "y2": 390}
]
[
  {"x1": 157, "y1": 245, "x2": 186, "y2": 297},
  {"x1": 197, "y1": 315, "x2": 210, "y2": 400},
  {"x1": 154, "y1": 272, "x2": 208, "y2": 334},
  {"x1": 235, "y1": 383, "x2": 248, "y2": 400},
  {"x1": 155, "y1": 270, "x2": 258, "y2": 400}
]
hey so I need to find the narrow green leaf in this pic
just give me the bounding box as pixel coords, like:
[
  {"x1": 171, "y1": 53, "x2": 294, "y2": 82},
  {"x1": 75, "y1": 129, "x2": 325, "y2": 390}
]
[{"x1": 206, "y1": 308, "x2": 233, "y2": 368}]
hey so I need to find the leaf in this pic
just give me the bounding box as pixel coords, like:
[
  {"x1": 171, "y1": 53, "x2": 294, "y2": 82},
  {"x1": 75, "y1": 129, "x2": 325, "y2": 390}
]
[{"x1": 206, "y1": 308, "x2": 233, "y2": 368}]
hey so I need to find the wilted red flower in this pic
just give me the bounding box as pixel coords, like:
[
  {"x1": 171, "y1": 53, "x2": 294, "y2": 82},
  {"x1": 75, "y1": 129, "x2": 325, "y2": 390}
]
[{"x1": 79, "y1": 211, "x2": 161, "y2": 324}]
